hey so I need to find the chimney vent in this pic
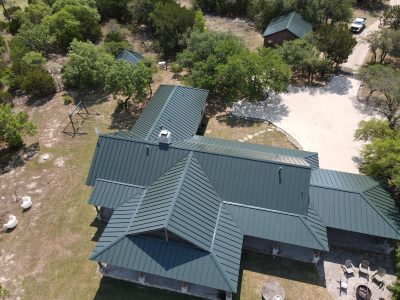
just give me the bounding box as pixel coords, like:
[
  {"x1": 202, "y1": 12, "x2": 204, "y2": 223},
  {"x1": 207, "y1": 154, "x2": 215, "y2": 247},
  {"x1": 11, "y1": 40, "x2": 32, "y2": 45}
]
[{"x1": 159, "y1": 129, "x2": 172, "y2": 144}]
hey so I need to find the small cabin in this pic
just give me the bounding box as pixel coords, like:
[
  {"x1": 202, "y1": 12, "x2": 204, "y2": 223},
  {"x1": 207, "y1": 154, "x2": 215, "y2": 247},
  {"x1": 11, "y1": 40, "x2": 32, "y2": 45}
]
[{"x1": 263, "y1": 12, "x2": 312, "y2": 47}]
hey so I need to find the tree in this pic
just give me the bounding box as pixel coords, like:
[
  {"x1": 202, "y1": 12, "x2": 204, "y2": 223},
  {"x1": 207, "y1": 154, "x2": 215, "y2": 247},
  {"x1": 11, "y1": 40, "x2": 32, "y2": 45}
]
[
  {"x1": 44, "y1": 9, "x2": 82, "y2": 50},
  {"x1": 0, "y1": 104, "x2": 36, "y2": 148},
  {"x1": 311, "y1": 24, "x2": 357, "y2": 67},
  {"x1": 318, "y1": 0, "x2": 355, "y2": 24},
  {"x1": 381, "y1": 5, "x2": 400, "y2": 30},
  {"x1": 62, "y1": 40, "x2": 114, "y2": 91},
  {"x1": 193, "y1": 10, "x2": 206, "y2": 32},
  {"x1": 10, "y1": 23, "x2": 55, "y2": 59},
  {"x1": 23, "y1": 0, "x2": 53, "y2": 24},
  {"x1": 106, "y1": 60, "x2": 154, "y2": 108},
  {"x1": 354, "y1": 119, "x2": 395, "y2": 141},
  {"x1": 21, "y1": 68, "x2": 56, "y2": 99},
  {"x1": 366, "y1": 28, "x2": 400, "y2": 63},
  {"x1": 52, "y1": 0, "x2": 96, "y2": 11},
  {"x1": 22, "y1": 51, "x2": 46, "y2": 68},
  {"x1": 95, "y1": 0, "x2": 130, "y2": 22},
  {"x1": 149, "y1": 1, "x2": 195, "y2": 57},
  {"x1": 358, "y1": 64, "x2": 400, "y2": 129}
]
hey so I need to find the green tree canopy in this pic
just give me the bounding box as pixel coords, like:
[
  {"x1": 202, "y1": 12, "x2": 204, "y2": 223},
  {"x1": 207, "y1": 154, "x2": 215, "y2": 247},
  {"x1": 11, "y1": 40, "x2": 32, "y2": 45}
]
[
  {"x1": 0, "y1": 104, "x2": 36, "y2": 148},
  {"x1": 52, "y1": 0, "x2": 96, "y2": 11},
  {"x1": 62, "y1": 40, "x2": 115, "y2": 91},
  {"x1": 106, "y1": 60, "x2": 154, "y2": 108},
  {"x1": 23, "y1": 0, "x2": 53, "y2": 24},
  {"x1": 358, "y1": 64, "x2": 400, "y2": 129},
  {"x1": 149, "y1": 1, "x2": 195, "y2": 57},
  {"x1": 21, "y1": 51, "x2": 46, "y2": 68},
  {"x1": 95, "y1": 0, "x2": 130, "y2": 22},
  {"x1": 310, "y1": 24, "x2": 357, "y2": 67},
  {"x1": 381, "y1": 5, "x2": 400, "y2": 30}
]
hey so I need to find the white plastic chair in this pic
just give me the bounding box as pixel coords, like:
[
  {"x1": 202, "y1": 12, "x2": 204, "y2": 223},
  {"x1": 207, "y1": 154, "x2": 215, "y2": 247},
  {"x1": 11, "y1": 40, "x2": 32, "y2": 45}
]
[
  {"x1": 3, "y1": 215, "x2": 18, "y2": 229},
  {"x1": 21, "y1": 196, "x2": 32, "y2": 210}
]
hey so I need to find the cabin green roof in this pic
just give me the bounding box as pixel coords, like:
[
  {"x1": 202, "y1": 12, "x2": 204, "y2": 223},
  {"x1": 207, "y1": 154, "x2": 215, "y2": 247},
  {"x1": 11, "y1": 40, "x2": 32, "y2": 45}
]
[
  {"x1": 116, "y1": 50, "x2": 144, "y2": 65},
  {"x1": 263, "y1": 12, "x2": 312, "y2": 38}
]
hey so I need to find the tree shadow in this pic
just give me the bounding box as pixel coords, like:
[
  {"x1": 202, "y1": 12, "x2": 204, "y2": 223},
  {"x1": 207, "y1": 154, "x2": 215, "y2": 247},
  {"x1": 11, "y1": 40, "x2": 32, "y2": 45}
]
[
  {"x1": 25, "y1": 93, "x2": 56, "y2": 107},
  {"x1": 205, "y1": 97, "x2": 229, "y2": 118},
  {"x1": 67, "y1": 90, "x2": 111, "y2": 107},
  {"x1": 290, "y1": 75, "x2": 353, "y2": 96},
  {"x1": 215, "y1": 113, "x2": 266, "y2": 129},
  {"x1": 109, "y1": 104, "x2": 137, "y2": 131},
  {"x1": 0, "y1": 142, "x2": 40, "y2": 175},
  {"x1": 231, "y1": 94, "x2": 289, "y2": 123}
]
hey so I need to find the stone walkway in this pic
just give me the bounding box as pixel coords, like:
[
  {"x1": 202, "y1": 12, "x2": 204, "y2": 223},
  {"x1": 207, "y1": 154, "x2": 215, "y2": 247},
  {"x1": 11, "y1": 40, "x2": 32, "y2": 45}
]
[
  {"x1": 319, "y1": 247, "x2": 396, "y2": 300},
  {"x1": 231, "y1": 76, "x2": 378, "y2": 173}
]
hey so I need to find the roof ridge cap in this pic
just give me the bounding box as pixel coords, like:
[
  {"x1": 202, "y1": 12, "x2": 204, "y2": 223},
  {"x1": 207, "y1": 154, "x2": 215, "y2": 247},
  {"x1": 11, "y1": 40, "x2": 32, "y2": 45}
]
[
  {"x1": 299, "y1": 215, "x2": 329, "y2": 251},
  {"x1": 210, "y1": 202, "x2": 224, "y2": 252},
  {"x1": 310, "y1": 184, "x2": 365, "y2": 194},
  {"x1": 89, "y1": 234, "x2": 126, "y2": 260},
  {"x1": 96, "y1": 178, "x2": 145, "y2": 189},
  {"x1": 360, "y1": 188, "x2": 400, "y2": 235},
  {"x1": 210, "y1": 252, "x2": 236, "y2": 292},
  {"x1": 288, "y1": 11, "x2": 296, "y2": 27},
  {"x1": 223, "y1": 201, "x2": 304, "y2": 218},
  {"x1": 127, "y1": 190, "x2": 147, "y2": 233},
  {"x1": 145, "y1": 85, "x2": 178, "y2": 141},
  {"x1": 164, "y1": 152, "x2": 194, "y2": 229}
]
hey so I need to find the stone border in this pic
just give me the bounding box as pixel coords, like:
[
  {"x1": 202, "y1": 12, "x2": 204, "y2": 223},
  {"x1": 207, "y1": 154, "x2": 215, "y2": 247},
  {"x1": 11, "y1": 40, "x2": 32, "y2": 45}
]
[{"x1": 231, "y1": 114, "x2": 303, "y2": 150}]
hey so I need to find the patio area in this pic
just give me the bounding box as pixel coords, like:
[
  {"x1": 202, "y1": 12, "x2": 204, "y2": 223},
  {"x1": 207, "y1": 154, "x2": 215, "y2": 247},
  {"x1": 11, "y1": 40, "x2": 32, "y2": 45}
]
[{"x1": 318, "y1": 246, "x2": 396, "y2": 300}]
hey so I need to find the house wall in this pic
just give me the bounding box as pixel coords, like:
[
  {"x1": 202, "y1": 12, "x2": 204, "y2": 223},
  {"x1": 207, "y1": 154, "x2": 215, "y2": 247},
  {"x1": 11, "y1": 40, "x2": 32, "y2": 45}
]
[
  {"x1": 243, "y1": 236, "x2": 317, "y2": 263},
  {"x1": 327, "y1": 228, "x2": 395, "y2": 254},
  {"x1": 264, "y1": 30, "x2": 299, "y2": 47}
]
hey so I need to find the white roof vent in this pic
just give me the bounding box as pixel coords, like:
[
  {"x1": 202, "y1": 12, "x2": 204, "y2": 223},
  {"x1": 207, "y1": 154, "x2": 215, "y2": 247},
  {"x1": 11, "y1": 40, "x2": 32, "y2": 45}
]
[{"x1": 158, "y1": 129, "x2": 172, "y2": 144}]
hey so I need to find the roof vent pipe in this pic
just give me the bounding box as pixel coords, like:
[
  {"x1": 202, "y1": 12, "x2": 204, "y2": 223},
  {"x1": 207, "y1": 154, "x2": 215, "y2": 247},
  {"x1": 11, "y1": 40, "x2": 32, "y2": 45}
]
[
  {"x1": 278, "y1": 167, "x2": 282, "y2": 184},
  {"x1": 159, "y1": 129, "x2": 172, "y2": 144}
]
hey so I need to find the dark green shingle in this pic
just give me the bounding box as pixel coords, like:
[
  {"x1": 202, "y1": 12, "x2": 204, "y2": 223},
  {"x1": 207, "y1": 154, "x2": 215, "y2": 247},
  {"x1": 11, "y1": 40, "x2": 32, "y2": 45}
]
[{"x1": 263, "y1": 12, "x2": 312, "y2": 38}]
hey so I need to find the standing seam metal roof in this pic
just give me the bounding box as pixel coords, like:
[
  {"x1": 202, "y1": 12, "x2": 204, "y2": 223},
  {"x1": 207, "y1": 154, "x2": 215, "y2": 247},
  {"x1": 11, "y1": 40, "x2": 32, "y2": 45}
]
[
  {"x1": 263, "y1": 12, "x2": 312, "y2": 38},
  {"x1": 88, "y1": 178, "x2": 145, "y2": 209},
  {"x1": 224, "y1": 202, "x2": 329, "y2": 251},
  {"x1": 129, "y1": 85, "x2": 209, "y2": 142},
  {"x1": 116, "y1": 50, "x2": 144, "y2": 65},
  {"x1": 87, "y1": 134, "x2": 312, "y2": 215},
  {"x1": 310, "y1": 169, "x2": 400, "y2": 239}
]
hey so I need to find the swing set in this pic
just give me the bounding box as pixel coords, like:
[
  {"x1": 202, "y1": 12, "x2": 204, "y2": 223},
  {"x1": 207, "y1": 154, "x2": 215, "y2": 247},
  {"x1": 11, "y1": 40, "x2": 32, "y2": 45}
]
[{"x1": 63, "y1": 101, "x2": 100, "y2": 137}]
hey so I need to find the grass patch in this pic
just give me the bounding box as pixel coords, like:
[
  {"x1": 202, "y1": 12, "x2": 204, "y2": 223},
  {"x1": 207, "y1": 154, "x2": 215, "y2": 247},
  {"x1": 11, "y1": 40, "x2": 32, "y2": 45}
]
[
  {"x1": 237, "y1": 251, "x2": 331, "y2": 300},
  {"x1": 205, "y1": 113, "x2": 296, "y2": 149}
]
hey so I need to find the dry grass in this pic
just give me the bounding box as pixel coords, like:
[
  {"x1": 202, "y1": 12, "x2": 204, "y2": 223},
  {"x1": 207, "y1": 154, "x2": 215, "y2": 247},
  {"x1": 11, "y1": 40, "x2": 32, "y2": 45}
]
[
  {"x1": 0, "y1": 0, "x2": 28, "y2": 21},
  {"x1": 205, "y1": 16, "x2": 263, "y2": 51},
  {"x1": 205, "y1": 113, "x2": 296, "y2": 149},
  {"x1": 237, "y1": 251, "x2": 332, "y2": 300}
]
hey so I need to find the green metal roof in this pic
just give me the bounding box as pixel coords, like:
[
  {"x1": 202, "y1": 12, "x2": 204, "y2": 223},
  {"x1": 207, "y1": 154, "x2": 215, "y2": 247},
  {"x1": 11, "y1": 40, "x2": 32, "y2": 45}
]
[
  {"x1": 88, "y1": 179, "x2": 145, "y2": 209},
  {"x1": 128, "y1": 153, "x2": 222, "y2": 252},
  {"x1": 224, "y1": 202, "x2": 329, "y2": 251},
  {"x1": 187, "y1": 135, "x2": 319, "y2": 169},
  {"x1": 263, "y1": 12, "x2": 312, "y2": 38},
  {"x1": 87, "y1": 134, "x2": 312, "y2": 215},
  {"x1": 310, "y1": 169, "x2": 400, "y2": 240},
  {"x1": 90, "y1": 195, "x2": 243, "y2": 292},
  {"x1": 129, "y1": 85, "x2": 209, "y2": 142},
  {"x1": 116, "y1": 50, "x2": 144, "y2": 65}
]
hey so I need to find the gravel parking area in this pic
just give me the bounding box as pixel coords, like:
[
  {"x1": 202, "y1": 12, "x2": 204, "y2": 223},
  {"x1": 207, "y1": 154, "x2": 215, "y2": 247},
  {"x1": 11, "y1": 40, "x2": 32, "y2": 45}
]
[{"x1": 232, "y1": 76, "x2": 378, "y2": 173}]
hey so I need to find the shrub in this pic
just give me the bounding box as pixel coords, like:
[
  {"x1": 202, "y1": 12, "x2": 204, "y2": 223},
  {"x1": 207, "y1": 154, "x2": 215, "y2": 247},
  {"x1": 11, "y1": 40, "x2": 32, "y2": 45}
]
[
  {"x1": 21, "y1": 68, "x2": 56, "y2": 99},
  {"x1": 0, "y1": 104, "x2": 36, "y2": 149},
  {"x1": 0, "y1": 91, "x2": 13, "y2": 105},
  {"x1": 103, "y1": 41, "x2": 131, "y2": 56},
  {"x1": 63, "y1": 94, "x2": 73, "y2": 104},
  {"x1": 170, "y1": 63, "x2": 182, "y2": 74},
  {"x1": 105, "y1": 30, "x2": 125, "y2": 43}
]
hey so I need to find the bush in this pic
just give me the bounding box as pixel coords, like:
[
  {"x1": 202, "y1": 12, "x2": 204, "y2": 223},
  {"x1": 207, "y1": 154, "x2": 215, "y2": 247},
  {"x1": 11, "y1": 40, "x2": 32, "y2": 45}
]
[
  {"x1": 105, "y1": 30, "x2": 125, "y2": 43},
  {"x1": 170, "y1": 63, "x2": 183, "y2": 74},
  {"x1": 0, "y1": 104, "x2": 36, "y2": 149},
  {"x1": 103, "y1": 41, "x2": 131, "y2": 56},
  {"x1": 0, "y1": 91, "x2": 13, "y2": 105},
  {"x1": 63, "y1": 94, "x2": 73, "y2": 104},
  {"x1": 21, "y1": 68, "x2": 56, "y2": 99}
]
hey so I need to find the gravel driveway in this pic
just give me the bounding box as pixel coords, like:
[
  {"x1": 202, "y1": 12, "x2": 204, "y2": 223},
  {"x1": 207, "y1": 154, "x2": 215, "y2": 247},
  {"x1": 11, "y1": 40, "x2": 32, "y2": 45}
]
[{"x1": 232, "y1": 76, "x2": 377, "y2": 173}]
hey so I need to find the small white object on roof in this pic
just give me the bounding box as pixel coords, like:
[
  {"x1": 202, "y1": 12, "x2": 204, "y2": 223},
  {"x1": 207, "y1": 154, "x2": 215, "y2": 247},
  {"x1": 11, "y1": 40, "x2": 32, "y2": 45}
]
[
  {"x1": 3, "y1": 215, "x2": 18, "y2": 229},
  {"x1": 21, "y1": 196, "x2": 32, "y2": 210},
  {"x1": 158, "y1": 129, "x2": 172, "y2": 144}
]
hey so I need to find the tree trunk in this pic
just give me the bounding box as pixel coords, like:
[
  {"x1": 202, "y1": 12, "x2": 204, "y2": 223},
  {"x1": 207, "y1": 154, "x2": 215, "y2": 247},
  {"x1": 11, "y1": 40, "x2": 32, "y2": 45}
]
[
  {"x1": 380, "y1": 51, "x2": 387, "y2": 63},
  {"x1": 1, "y1": 0, "x2": 10, "y2": 22},
  {"x1": 124, "y1": 95, "x2": 131, "y2": 109}
]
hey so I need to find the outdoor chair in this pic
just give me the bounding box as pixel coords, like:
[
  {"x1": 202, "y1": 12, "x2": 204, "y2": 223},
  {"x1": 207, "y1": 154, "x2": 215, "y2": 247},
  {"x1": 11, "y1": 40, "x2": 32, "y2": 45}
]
[
  {"x1": 341, "y1": 259, "x2": 356, "y2": 277},
  {"x1": 359, "y1": 260, "x2": 371, "y2": 281},
  {"x1": 339, "y1": 277, "x2": 348, "y2": 295},
  {"x1": 372, "y1": 267, "x2": 386, "y2": 288}
]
